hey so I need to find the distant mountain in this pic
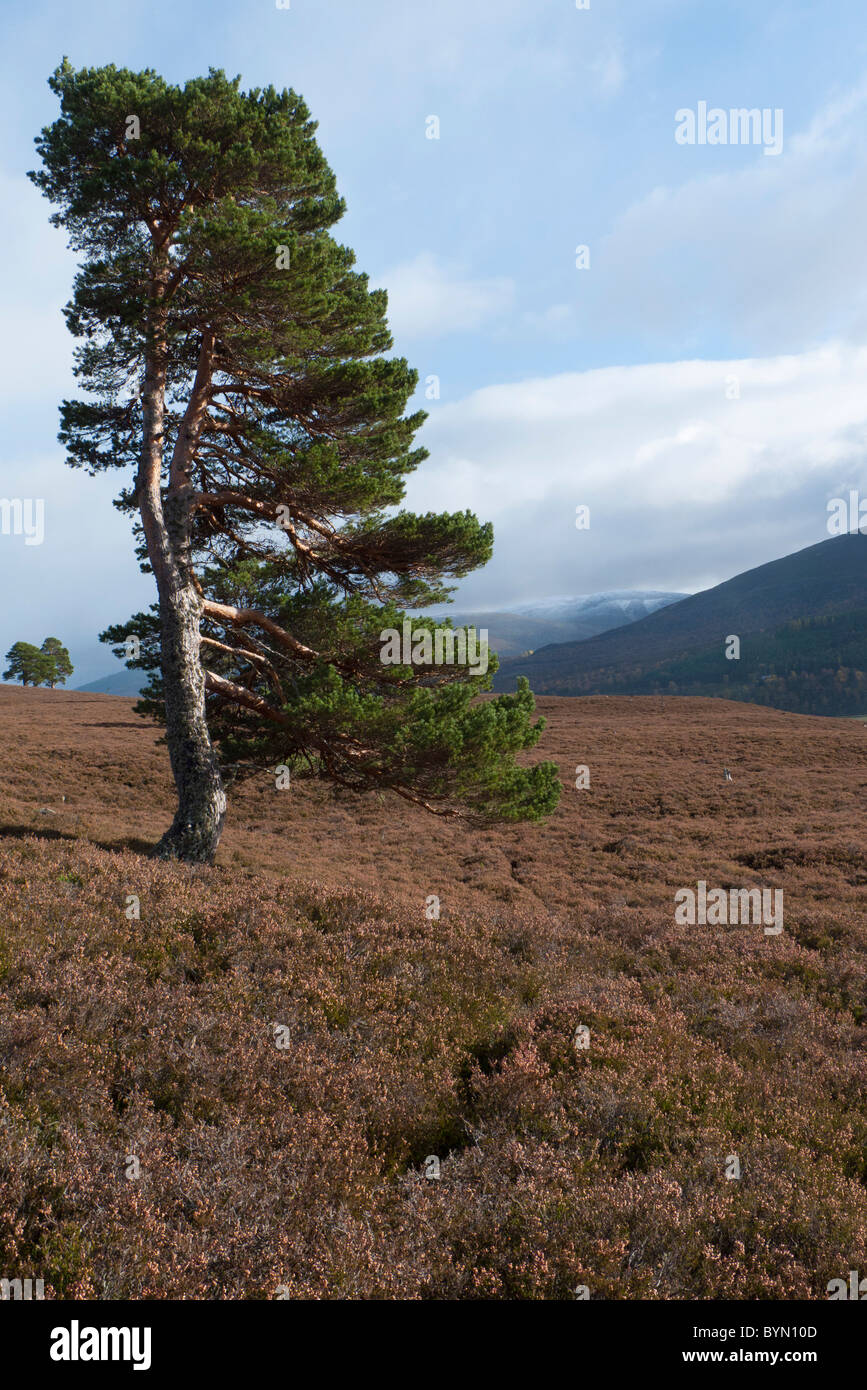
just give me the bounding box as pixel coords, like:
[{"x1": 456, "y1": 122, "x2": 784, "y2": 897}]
[
  {"x1": 509, "y1": 590, "x2": 686, "y2": 627},
  {"x1": 438, "y1": 590, "x2": 685, "y2": 659},
  {"x1": 493, "y1": 533, "x2": 867, "y2": 717},
  {"x1": 75, "y1": 669, "x2": 147, "y2": 696}
]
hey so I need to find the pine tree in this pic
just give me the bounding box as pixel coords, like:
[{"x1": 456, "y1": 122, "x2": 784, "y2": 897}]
[
  {"x1": 32, "y1": 62, "x2": 559, "y2": 862},
  {"x1": 40, "y1": 637, "x2": 74, "y2": 688},
  {"x1": 3, "y1": 642, "x2": 48, "y2": 686}
]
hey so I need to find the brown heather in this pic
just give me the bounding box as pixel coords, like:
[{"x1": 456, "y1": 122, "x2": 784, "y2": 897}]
[{"x1": 1, "y1": 685, "x2": 866, "y2": 1299}]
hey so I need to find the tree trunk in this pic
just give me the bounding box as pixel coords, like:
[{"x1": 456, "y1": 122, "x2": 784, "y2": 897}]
[
  {"x1": 152, "y1": 575, "x2": 226, "y2": 863},
  {"x1": 136, "y1": 251, "x2": 225, "y2": 864}
]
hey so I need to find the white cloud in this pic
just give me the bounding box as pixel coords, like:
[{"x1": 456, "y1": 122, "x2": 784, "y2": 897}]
[
  {"x1": 413, "y1": 343, "x2": 867, "y2": 515},
  {"x1": 374, "y1": 253, "x2": 514, "y2": 341},
  {"x1": 405, "y1": 343, "x2": 867, "y2": 603}
]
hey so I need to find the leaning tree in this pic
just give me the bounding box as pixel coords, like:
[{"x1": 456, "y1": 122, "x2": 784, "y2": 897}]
[{"x1": 31, "y1": 61, "x2": 559, "y2": 862}]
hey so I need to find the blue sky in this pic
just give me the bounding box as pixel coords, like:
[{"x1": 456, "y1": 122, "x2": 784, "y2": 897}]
[{"x1": 2, "y1": 0, "x2": 867, "y2": 680}]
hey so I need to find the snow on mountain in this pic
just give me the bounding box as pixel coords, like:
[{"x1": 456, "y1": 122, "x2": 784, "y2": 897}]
[{"x1": 509, "y1": 591, "x2": 687, "y2": 625}]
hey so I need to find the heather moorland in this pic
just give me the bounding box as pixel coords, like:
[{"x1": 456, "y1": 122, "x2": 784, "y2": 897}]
[{"x1": 1, "y1": 686, "x2": 866, "y2": 1298}]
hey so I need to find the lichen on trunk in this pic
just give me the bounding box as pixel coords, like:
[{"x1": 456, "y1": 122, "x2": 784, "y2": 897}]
[{"x1": 153, "y1": 581, "x2": 226, "y2": 863}]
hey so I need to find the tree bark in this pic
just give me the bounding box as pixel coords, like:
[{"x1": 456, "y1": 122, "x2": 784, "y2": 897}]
[
  {"x1": 152, "y1": 569, "x2": 226, "y2": 863},
  {"x1": 136, "y1": 250, "x2": 225, "y2": 863}
]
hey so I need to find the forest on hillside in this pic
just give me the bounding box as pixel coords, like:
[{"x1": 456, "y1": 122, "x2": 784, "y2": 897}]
[{"x1": 535, "y1": 610, "x2": 867, "y2": 716}]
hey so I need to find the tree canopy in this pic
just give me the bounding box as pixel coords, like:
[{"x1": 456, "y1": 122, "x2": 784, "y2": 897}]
[
  {"x1": 31, "y1": 61, "x2": 559, "y2": 857},
  {"x1": 3, "y1": 638, "x2": 74, "y2": 687}
]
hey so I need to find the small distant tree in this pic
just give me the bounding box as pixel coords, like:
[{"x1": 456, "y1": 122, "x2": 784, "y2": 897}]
[
  {"x1": 3, "y1": 642, "x2": 50, "y2": 686},
  {"x1": 32, "y1": 62, "x2": 560, "y2": 863},
  {"x1": 40, "y1": 637, "x2": 74, "y2": 687}
]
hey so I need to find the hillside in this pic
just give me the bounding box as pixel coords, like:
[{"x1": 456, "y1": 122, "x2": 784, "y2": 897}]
[
  {"x1": 569, "y1": 609, "x2": 867, "y2": 715},
  {"x1": 1, "y1": 686, "x2": 867, "y2": 1299},
  {"x1": 494, "y1": 533, "x2": 867, "y2": 714},
  {"x1": 74, "y1": 667, "x2": 148, "y2": 697}
]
